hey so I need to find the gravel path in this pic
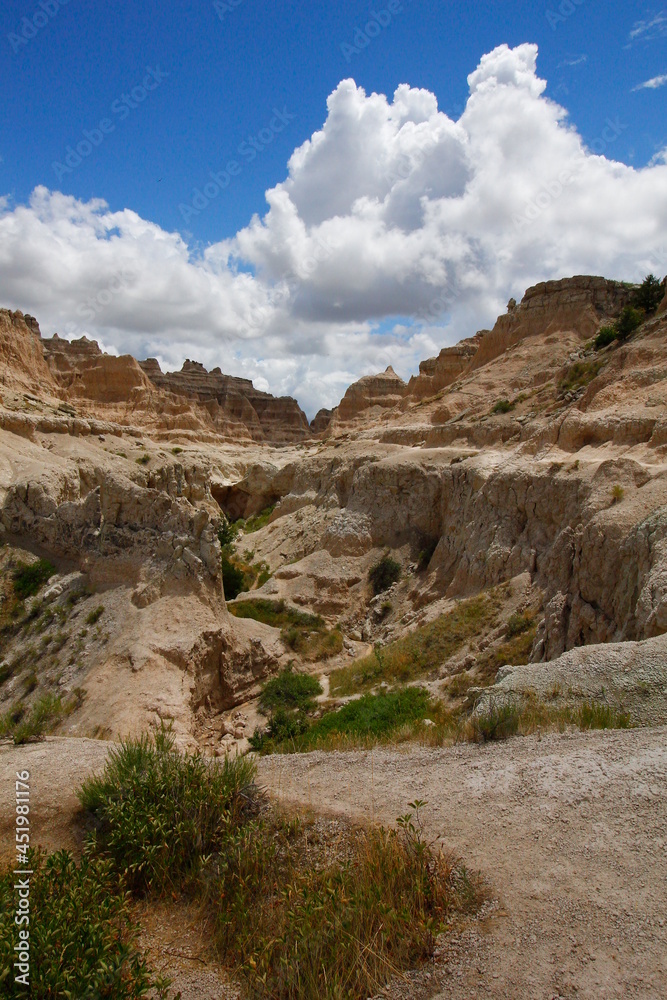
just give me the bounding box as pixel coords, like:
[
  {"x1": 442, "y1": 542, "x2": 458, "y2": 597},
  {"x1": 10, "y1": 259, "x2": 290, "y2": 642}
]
[{"x1": 259, "y1": 727, "x2": 667, "y2": 1000}]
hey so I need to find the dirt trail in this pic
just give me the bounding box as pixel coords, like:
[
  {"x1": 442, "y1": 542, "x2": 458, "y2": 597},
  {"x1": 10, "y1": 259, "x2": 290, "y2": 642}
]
[
  {"x1": 259, "y1": 727, "x2": 667, "y2": 1000},
  {"x1": 2, "y1": 730, "x2": 666, "y2": 999}
]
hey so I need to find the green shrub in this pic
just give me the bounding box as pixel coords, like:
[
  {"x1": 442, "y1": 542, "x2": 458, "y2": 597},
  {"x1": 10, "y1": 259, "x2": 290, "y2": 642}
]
[
  {"x1": 611, "y1": 484, "x2": 624, "y2": 504},
  {"x1": 135, "y1": 454, "x2": 150, "y2": 466},
  {"x1": 171, "y1": 446, "x2": 183, "y2": 455},
  {"x1": 631, "y1": 273, "x2": 663, "y2": 314},
  {"x1": 616, "y1": 305, "x2": 644, "y2": 340},
  {"x1": 368, "y1": 555, "x2": 401, "y2": 595},
  {"x1": 8, "y1": 693, "x2": 66, "y2": 744},
  {"x1": 471, "y1": 698, "x2": 520, "y2": 742},
  {"x1": 78, "y1": 728, "x2": 256, "y2": 894},
  {"x1": 491, "y1": 399, "x2": 513, "y2": 414},
  {"x1": 258, "y1": 665, "x2": 323, "y2": 715},
  {"x1": 86, "y1": 605, "x2": 105, "y2": 625},
  {"x1": 505, "y1": 611, "x2": 535, "y2": 638},
  {"x1": 209, "y1": 805, "x2": 477, "y2": 1000},
  {"x1": 594, "y1": 325, "x2": 618, "y2": 350},
  {"x1": 559, "y1": 359, "x2": 603, "y2": 394},
  {"x1": 217, "y1": 517, "x2": 239, "y2": 548},
  {"x1": 12, "y1": 560, "x2": 56, "y2": 600},
  {"x1": 243, "y1": 504, "x2": 276, "y2": 533},
  {"x1": 0, "y1": 850, "x2": 168, "y2": 999},
  {"x1": 221, "y1": 553, "x2": 246, "y2": 600},
  {"x1": 248, "y1": 708, "x2": 311, "y2": 752}
]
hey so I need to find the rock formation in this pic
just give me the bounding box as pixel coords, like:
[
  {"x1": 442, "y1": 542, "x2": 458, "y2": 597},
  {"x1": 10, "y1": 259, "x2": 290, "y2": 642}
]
[{"x1": 138, "y1": 358, "x2": 311, "y2": 445}]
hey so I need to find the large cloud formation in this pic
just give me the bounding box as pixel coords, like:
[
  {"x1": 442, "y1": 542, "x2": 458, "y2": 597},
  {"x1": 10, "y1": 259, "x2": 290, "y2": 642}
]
[{"x1": 1, "y1": 44, "x2": 666, "y2": 416}]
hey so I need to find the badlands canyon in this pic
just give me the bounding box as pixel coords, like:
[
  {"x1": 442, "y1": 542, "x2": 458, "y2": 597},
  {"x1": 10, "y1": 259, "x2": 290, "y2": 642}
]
[{"x1": 1, "y1": 274, "x2": 667, "y2": 998}]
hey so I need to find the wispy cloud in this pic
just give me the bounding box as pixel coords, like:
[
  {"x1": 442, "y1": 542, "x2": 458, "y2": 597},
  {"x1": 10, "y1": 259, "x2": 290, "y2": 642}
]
[
  {"x1": 629, "y1": 11, "x2": 667, "y2": 42},
  {"x1": 632, "y1": 73, "x2": 667, "y2": 91},
  {"x1": 558, "y1": 54, "x2": 588, "y2": 68}
]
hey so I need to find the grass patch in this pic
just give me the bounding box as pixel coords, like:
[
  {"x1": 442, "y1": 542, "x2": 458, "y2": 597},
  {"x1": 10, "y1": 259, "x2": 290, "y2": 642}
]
[
  {"x1": 79, "y1": 728, "x2": 256, "y2": 895},
  {"x1": 12, "y1": 560, "x2": 56, "y2": 600},
  {"x1": 251, "y1": 687, "x2": 439, "y2": 754},
  {"x1": 559, "y1": 359, "x2": 603, "y2": 394},
  {"x1": 209, "y1": 805, "x2": 479, "y2": 1000},
  {"x1": 331, "y1": 592, "x2": 499, "y2": 695},
  {"x1": 75, "y1": 729, "x2": 479, "y2": 1000},
  {"x1": 470, "y1": 698, "x2": 521, "y2": 742},
  {"x1": 230, "y1": 599, "x2": 343, "y2": 661},
  {"x1": 368, "y1": 555, "x2": 401, "y2": 595},
  {"x1": 0, "y1": 693, "x2": 70, "y2": 744},
  {"x1": 243, "y1": 504, "x2": 275, "y2": 533},
  {"x1": 0, "y1": 849, "x2": 170, "y2": 999}
]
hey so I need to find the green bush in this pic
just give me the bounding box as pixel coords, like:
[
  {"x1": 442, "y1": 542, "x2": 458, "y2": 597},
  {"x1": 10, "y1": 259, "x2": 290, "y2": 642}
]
[
  {"x1": 491, "y1": 399, "x2": 513, "y2": 414},
  {"x1": 221, "y1": 553, "x2": 246, "y2": 600},
  {"x1": 594, "y1": 325, "x2": 618, "y2": 350},
  {"x1": 368, "y1": 555, "x2": 401, "y2": 595},
  {"x1": 248, "y1": 708, "x2": 311, "y2": 752},
  {"x1": 3, "y1": 693, "x2": 66, "y2": 744},
  {"x1": 135, "y1": 454, "x2": 150, "y2": 466},
  {"x1": 217, "y1": 517, "x2": 239, "y2": 548},
  {"x1": 632, "y1": 273, "x2": 663, "y2": 314},
  {"x1": 243, "y1": 504, "x2": 276, "y2": 533},
  {"x1": 0, "y1": 849, "x2": 168, "y2": 999},
  {"x1": 12, "y1": 560, "x2": 56, "y2": 600},
  {"x1": 86, "y1": 605, "x2": 105, "y2": 625},
  {"x1": 616, "y1": 305, "x2": 644, "y2": 340},
  {"x1": 258, "y1": 665, "x2": 323, "y2": 715},
  {"x1": 78, "y1": 728, "x2": 256, "y2": 894}
]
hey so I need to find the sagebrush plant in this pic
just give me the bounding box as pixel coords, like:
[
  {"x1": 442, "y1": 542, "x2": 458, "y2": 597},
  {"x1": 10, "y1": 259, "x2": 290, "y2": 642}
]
[
  {"x1": 0, "y1": 849, "x2": 170, "y2": 999},
  {"x1": 207, "y1": 803, "x2": 479, "y2": 1000},
  {"x1": 78, "y1": 726, "x2": 256, "y2": 893}
]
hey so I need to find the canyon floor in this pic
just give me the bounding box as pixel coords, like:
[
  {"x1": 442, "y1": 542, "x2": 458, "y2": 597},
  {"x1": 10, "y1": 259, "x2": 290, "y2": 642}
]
[{"x1": 2, "y1": 726, "x2": 666, "y2": 1000}]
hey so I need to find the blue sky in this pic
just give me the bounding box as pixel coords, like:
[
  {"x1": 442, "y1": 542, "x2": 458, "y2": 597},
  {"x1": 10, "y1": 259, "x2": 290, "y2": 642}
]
[
  {"x1": 0, "y1": 1, "x2": 666, "y2": 415},
  {"x1": 2, "y1": 0, "x2": 665, "y2": 245}
]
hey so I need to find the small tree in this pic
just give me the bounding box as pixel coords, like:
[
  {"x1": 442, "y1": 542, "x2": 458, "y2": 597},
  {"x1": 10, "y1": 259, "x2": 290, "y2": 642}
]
[
  {"x1": 616, "y1": 305, "x2": 644, "y2": 341},
  {"x1": 632, "y1": 274, "x2": 663, "y2": 315}
]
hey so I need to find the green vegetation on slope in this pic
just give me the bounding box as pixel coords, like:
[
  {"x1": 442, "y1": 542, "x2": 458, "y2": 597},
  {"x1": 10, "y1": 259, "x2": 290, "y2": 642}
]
[{"x1": 330, "y1": 592, "x2": 500, "y2": 695}]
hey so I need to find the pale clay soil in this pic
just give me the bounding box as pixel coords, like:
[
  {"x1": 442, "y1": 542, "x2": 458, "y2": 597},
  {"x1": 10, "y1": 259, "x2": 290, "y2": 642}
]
[{"x1": 1, "y1": 728, "x2": 667, "y2": 999}]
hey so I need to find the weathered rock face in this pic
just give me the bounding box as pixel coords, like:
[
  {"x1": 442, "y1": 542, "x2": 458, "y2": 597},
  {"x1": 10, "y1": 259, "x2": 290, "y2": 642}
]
[
  {"x1": 0, "y1": 310, "x2": 61, "y2": 398},
  {"x1": 406, "y1": 335, "x2": 483, "y2": 400},
  {"x1": 469, "y1": 275, "x2": 633, "y2": 372},
  {"x1": 310, "y1": 408, "x2": 333, "y2": 436},
  {"x1": 334, "y1": 366, "x2": 408, "y2": 425},
  {"x1": 43, "y1": 335, "x2": 152, "y2": 404},
  {"x1": 139, "y1": 358, "x2": 311, "y2": 445}
]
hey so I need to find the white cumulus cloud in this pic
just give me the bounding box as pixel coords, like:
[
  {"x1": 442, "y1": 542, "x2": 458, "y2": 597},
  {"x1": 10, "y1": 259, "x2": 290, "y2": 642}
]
[{"x1": 1, "y1": 43, "x2": 667, "y2": 418}]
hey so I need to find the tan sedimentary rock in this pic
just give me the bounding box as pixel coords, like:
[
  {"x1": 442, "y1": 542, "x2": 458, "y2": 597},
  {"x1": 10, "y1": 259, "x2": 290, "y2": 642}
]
[
  {"x1": 139, "y1": 358, "x2": 311, "y2": 445},
  {"x1": 333, "y1": 366, "x2": 408, "y2": 426},
  {"x1": 0, "y1": 309, "x2": 61, "y2": 398}
]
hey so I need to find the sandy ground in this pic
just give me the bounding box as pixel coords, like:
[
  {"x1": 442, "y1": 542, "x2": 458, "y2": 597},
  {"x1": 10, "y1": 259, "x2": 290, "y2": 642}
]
[
  {"x1": 2, "y1": 729, "x2": 666, "y2": 999},
  {"x1": 259, "y1": 727, "x2": 667, "y2": 1000}
]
